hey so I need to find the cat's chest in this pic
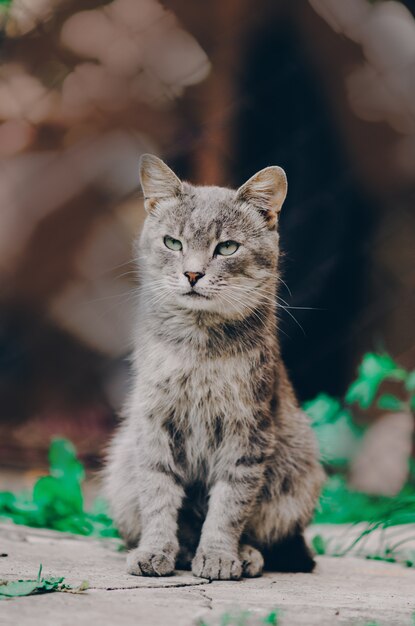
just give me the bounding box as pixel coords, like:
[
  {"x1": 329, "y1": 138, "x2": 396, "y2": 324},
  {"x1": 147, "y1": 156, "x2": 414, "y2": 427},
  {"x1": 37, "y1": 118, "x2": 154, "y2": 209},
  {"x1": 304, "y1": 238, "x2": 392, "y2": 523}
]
[
  {"x1": 141, "y1": 340, "x2": 253, "y2": 419},
  {"x1": 135, "y1": 337, "x2": 272, "y2": 482}
]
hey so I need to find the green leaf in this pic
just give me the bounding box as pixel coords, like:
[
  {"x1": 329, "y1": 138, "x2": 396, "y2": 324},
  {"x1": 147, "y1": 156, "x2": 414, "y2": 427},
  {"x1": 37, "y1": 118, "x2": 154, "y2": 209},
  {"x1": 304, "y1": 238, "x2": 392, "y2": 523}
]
[
  {"x1": 360, "y1": 353, "x2": 400, "y2": 379},
  {"x1": 406, "y1": 371, "x2": 415, "y2": 392},
  {"x1": 40, "y1": 576, "x2": 65, "y2": 591},
  {"x1": 303, "y1": 393, "x2": 341, "y2": 425},
  {"x1": 377, "y1": 394, "x2": 403, "y2": 411},
  {"x1": 262, "y1": 610, "x2": 280, "y2": 625},
  {"x1": 0, "y1": 565, "x2": 73, "y2": 599},
  {"x1": 49, "y1": 438, "x2": 84, "y2": 483},
  {"x1": 346, "y1": 353, "x2": 406, "y2": 409},
  {"x1": 410, "y1": 395, "x2": 415, "y2": 412},
  {"x1": 0, "y1": 580, "x2": 39, "y2": 597},
  {"x1": 405, "y1": 551, "x2": 415, "y2": 568},
  {"x1": 33, "y1": 475, "x2": 83, "y2": 519},
  {"x1": 311, "y1": 534, "x2": 326, "y2": 555},
  {"x1": 313, "y1": 412, "x2": 361, "y2": 467},
  {"x1": 346, "y1": 379, "x2": 374, "y2": 409}
]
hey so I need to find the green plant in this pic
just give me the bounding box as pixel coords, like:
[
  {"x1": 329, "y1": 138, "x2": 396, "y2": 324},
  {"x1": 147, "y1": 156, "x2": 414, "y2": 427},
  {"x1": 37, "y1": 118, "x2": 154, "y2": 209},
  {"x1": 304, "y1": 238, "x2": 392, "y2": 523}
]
[
  {"x1": 314, "y1": 475, "x2": 415, "y2": 525},
  {"x1": 305, "y1": 352, "x2": 415, "y2": 473},
  {"x1": 196, "y1": 610, "x2": 280, "y2": 626},
  {"x1": 0, "y1": 439, "x2": 118, "y2": 538},
  {"x1": 0, "y1": 564, "x2": 88, "y2": 599},
  {"x1": 345, "y1": 353, "x2": 414, "y2": 412},
  {"x1": 304, "y1": 393, "x2": 363, "y2": 468}
]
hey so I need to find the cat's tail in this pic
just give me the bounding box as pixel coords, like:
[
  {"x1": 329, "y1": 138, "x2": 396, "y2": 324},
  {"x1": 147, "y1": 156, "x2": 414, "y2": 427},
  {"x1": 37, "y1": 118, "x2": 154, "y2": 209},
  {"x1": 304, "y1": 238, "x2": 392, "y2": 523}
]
[{"x1": 262, "y1": 530, "x2": 316, "y2": 573}]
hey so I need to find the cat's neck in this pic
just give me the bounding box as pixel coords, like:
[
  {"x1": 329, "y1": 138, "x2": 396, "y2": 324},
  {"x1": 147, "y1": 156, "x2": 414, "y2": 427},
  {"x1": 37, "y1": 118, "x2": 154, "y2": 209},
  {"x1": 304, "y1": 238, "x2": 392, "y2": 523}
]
[{"x1": 140, "y1": 295, "x2": 278, "y2": 357}]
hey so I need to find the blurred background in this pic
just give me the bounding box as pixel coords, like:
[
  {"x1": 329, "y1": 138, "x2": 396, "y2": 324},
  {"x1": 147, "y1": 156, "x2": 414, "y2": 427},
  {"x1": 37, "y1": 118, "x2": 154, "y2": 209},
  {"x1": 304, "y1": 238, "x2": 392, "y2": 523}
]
[{"x1": 0, "y1": 0, "x2": 414, "y2": 474}]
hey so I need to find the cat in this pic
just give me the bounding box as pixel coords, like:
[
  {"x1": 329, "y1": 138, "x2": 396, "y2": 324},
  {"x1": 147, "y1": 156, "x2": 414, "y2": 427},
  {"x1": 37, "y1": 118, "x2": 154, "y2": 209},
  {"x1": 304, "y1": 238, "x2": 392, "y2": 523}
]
[{"x1": 104, "y1": 155, "x2": 324, "y2": 580}]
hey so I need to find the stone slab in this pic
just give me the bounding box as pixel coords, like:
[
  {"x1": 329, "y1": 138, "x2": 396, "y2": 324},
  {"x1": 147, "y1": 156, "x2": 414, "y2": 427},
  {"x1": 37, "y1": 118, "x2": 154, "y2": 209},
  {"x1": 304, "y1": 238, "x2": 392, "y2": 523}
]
[{"x1": 1, "y1": 523, "x2": 415, "y2": 626}]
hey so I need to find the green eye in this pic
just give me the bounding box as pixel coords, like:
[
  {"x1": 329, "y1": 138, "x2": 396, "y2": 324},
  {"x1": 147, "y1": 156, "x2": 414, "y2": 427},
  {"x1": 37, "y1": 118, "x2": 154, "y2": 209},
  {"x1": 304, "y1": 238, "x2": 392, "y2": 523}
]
[
  {"x1": 215, "y1": 240, "x2": 239, "y2": 256},
  {"x1": 164, "y1": 235, "x2": 182, "y2": 251}
]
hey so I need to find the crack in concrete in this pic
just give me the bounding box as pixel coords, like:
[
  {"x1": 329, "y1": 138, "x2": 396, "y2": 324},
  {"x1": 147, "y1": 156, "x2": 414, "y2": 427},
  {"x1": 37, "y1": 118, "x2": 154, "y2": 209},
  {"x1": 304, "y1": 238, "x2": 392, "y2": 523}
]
[
  {"x1": 96, "y1": 580, "x2": 212, "y2": 591},
  {"x1": 197, "y1": 586, "x2": 213, "y2": 611}
]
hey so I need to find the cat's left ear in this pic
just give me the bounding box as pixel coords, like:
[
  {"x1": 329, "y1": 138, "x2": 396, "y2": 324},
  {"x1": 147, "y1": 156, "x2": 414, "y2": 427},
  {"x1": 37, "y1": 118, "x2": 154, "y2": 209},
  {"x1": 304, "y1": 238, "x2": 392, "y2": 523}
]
[
  {"x1": 236, "y1": 166, "x2": 287, "y2": 228},
  {"x1": 139, "y1": 154, "x2": 182, "y2": 213}
]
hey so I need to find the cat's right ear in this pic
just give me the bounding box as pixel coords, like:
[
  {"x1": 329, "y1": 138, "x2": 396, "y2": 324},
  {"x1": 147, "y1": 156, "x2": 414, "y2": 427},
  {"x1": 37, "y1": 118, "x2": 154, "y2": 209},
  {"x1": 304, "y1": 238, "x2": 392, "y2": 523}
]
[{"x1": 139, "y1": 154, "x2": 182, "y2": 213}]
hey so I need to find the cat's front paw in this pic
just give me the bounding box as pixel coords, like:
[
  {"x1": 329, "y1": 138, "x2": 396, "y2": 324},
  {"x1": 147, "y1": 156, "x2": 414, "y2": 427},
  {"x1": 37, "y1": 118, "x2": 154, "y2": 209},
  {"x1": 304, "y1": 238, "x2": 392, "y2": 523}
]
[
  {"x1": 192, "y1": 549, "x2": 242, "y2": 580},
  {"x1": 126, "y1": 548, "x2": 175, "y2": 577}
]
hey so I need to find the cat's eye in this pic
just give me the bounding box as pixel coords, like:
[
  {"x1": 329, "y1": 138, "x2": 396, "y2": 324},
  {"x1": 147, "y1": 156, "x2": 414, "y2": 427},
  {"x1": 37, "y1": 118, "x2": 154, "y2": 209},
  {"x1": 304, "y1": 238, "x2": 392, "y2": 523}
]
[
  {"x1": 164, "y1": 235, "x2": 183, "y2": 251},
  {"x1": 215, "y1": 240, "x2": 239, "y2": 256}
]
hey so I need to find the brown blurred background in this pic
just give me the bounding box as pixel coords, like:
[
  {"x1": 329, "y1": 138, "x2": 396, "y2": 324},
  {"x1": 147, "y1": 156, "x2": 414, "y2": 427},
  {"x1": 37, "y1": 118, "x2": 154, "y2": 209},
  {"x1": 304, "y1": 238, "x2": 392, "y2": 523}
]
[{"x1": 0, "y1": 0, "x2": 414, "y2": 470}]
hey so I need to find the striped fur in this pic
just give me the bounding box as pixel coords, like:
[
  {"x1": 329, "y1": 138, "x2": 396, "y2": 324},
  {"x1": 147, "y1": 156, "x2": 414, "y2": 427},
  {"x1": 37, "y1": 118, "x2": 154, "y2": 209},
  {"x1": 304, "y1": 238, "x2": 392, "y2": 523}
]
[{"x1": 104, "y1": 155, "x2": 324, "y2": 580}]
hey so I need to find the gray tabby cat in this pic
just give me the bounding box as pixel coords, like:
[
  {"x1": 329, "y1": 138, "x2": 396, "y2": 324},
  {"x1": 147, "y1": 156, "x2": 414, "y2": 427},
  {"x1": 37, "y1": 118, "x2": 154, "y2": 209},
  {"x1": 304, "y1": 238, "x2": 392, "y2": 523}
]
[{"x1": 104, "y1": 155, "x2": 324, "y2": 580}]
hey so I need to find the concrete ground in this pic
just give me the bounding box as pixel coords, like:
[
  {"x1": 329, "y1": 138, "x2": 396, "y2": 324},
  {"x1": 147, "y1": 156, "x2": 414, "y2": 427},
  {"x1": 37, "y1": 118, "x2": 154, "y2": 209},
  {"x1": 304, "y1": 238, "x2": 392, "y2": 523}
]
[{"x1": 1, "y1": 522, "x2": 415, "y2": 626}]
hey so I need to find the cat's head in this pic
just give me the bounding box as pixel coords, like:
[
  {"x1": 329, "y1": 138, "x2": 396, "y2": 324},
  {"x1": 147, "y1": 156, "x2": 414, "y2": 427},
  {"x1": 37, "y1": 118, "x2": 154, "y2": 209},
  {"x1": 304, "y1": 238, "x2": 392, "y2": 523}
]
[{"x1": 138, "y1": 154, "x2": 287, "y2": 318}]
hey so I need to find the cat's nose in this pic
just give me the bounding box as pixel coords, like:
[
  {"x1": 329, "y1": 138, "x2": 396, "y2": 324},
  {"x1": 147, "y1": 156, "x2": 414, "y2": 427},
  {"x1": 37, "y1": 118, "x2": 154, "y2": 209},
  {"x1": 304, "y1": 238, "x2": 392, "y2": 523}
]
[{"x1": 184, "y1": 271, "x2": 205, "y2": 287}]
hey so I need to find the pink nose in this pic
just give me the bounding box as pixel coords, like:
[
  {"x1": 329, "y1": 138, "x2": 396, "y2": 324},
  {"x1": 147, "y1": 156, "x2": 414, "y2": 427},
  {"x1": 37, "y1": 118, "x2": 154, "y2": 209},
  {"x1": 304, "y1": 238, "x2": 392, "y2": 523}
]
[{"x1": 184, "y1": 271, "x2": 204, "y2": 287}]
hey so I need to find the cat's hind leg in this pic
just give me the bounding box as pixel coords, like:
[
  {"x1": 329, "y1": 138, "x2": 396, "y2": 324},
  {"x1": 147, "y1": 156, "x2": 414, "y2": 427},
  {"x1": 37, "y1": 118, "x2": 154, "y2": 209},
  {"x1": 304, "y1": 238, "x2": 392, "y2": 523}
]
[
  {"x1": 262, "y1": 530, "x2": 315, "y2": 573},
  {"x1": 239, "y1": 543, "x2": 264, "y2": 578},
  {"x1": 246, "y1": 460, "x2": 323, "y2": 573}
]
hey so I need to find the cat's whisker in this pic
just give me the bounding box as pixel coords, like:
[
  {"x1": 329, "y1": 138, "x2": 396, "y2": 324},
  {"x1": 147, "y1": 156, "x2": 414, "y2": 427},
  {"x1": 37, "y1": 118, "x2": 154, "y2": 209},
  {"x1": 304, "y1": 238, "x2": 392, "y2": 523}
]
[
  {"x1": 222, "y1": 292, "x2": 269, "y2": 328},
  {"x1": 94, "y1": 280, "x2": 172, "y2": 318},
  {"x1": 227, "y1": 283, "x2": 314, "y2": 310},
  {"x1": 137, "y1": 282, "x2": 169, "y2": 296},
  {"x1": 224, "y1": 284, "x2": 279, "y2": 310},
  {"x1": 223, "y1": 288, "x2": 289, "y2": 337},
  {"x1": 224, "y1": 285, "x2": 308, "y2": 335},
  {"x1": 144, "y1": 287, "x2": 173, "y2": 309},
  {"x1": 112, "y1": 269, "x2": 140, "y2": 281},
  {"x1": 93, "y1": 254, "x2": 149, "y2": 280},
  {"x1": 144, "y1": 286, "x2": 169, "y2": 303},
  {"x1": 228, "y1": 286, "x2": 277, "y2": 307},
  {"x1": 85, "y1": 289, "x2": 138, "y2": 305},
  {"x1": 277, "y1": 302, "x2": 306, "y2": 335},
  {"x1": 95, "y1": 258, "x2": 137, "y2": 277},
  {"x1": 279, "y1": 278, "x2": 292, "y2": 297}
]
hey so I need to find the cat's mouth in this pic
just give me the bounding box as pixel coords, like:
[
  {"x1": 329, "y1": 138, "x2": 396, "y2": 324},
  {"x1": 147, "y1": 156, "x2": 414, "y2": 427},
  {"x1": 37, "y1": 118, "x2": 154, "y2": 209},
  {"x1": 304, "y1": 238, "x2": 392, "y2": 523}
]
[{"x1": 183, "y1": 291, "x2": 209, "y2": 299}]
